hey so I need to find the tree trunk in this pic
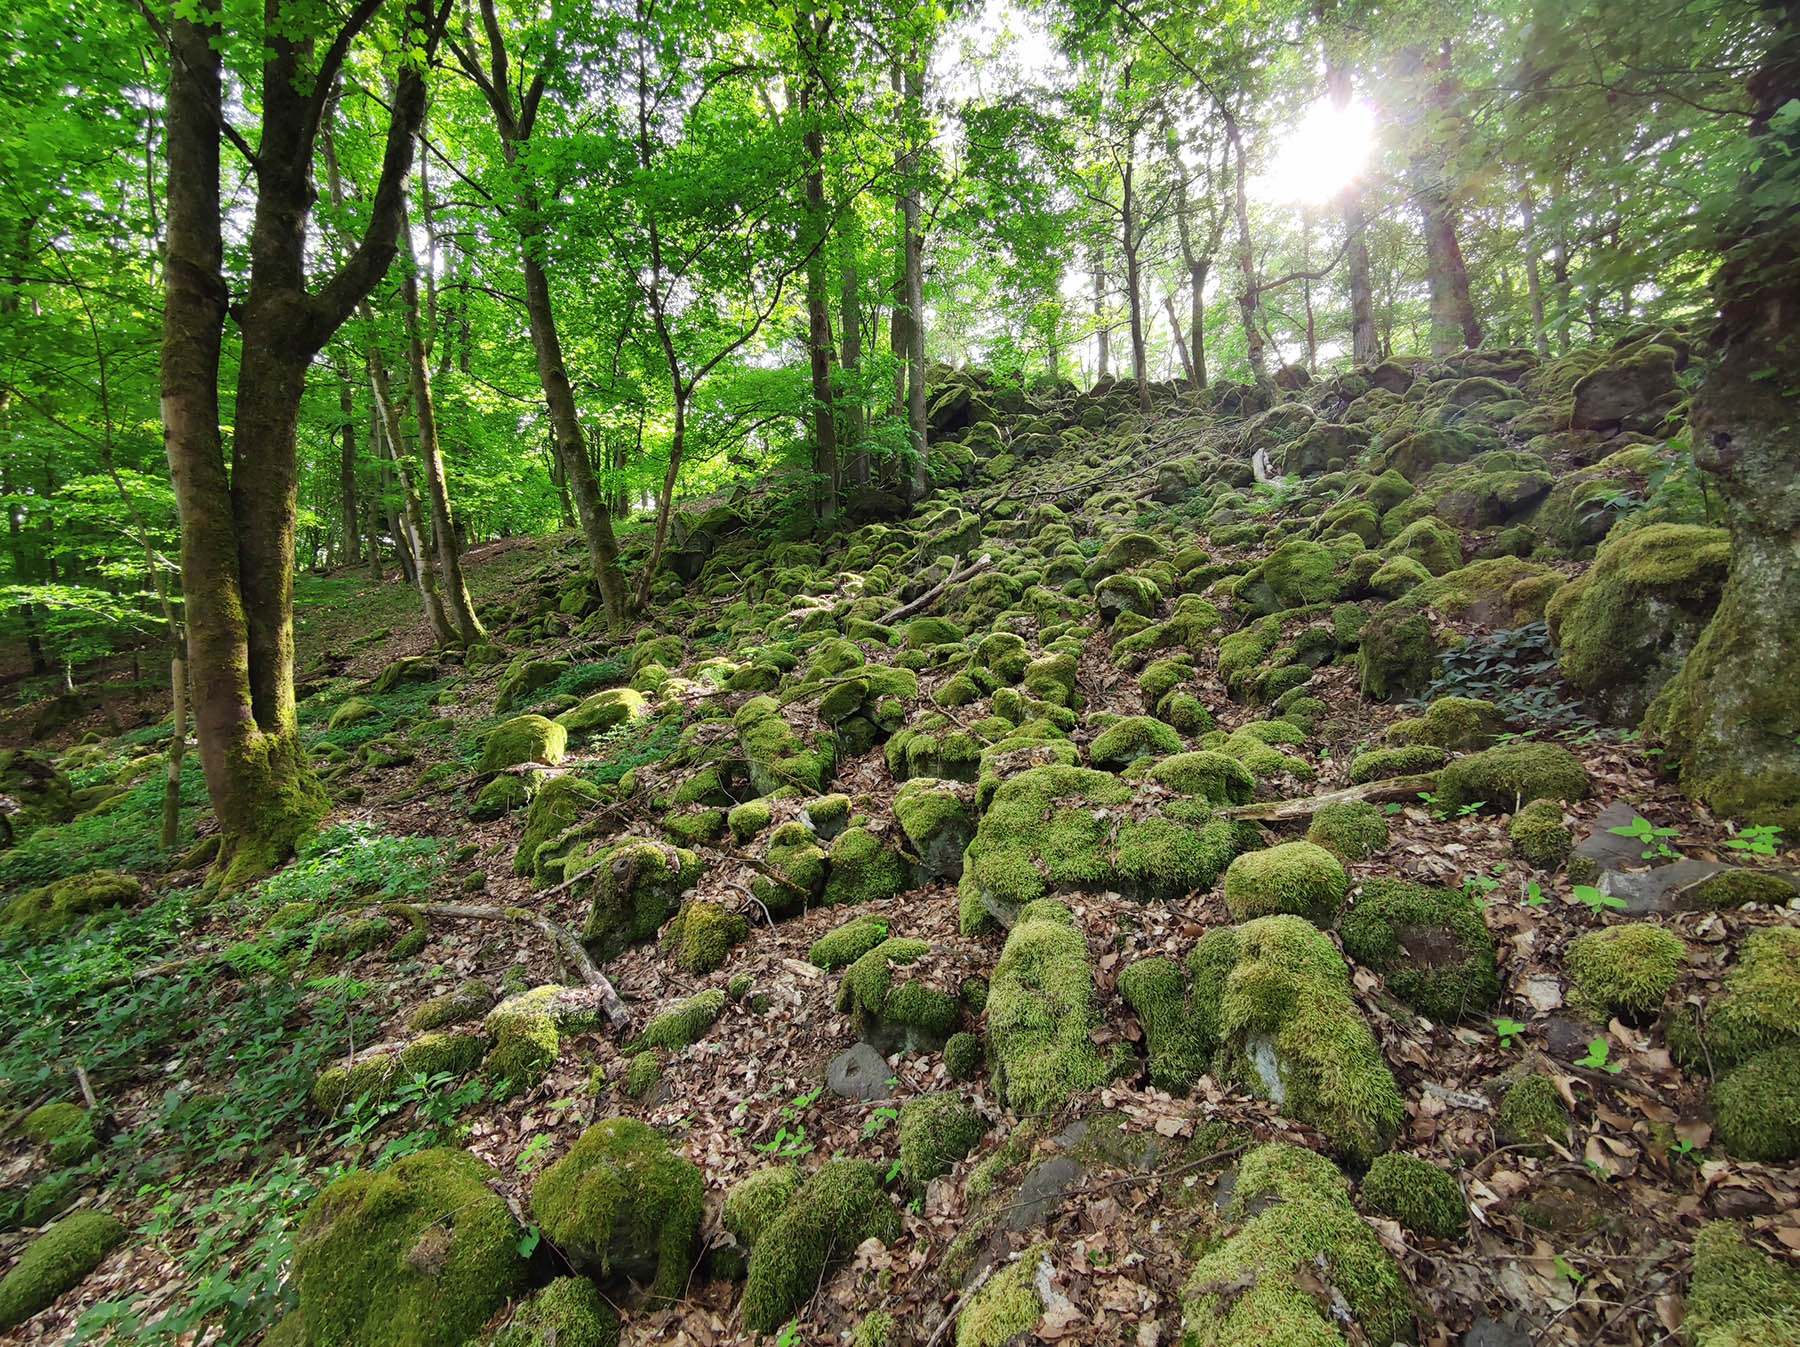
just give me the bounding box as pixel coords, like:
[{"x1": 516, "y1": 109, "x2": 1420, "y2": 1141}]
[
  {"x1": 840, "y1": 233, "x2": 868, "y2": 486},
  {"x1": 1162, "y1": 294, "x2": 1194, "y2": 381},
  {"x1": 1188, "y1": 263, "x2": 1208, "y2": 386},
  {"x1": 1121, "y1": 143, "x2": 1150, "y2": 409},
  {"x1": 1522, "y1": 181, "x2": 1549, "y2": 356},
  {"x1": 798, "y1": 24, "x2": 838, "y2": 523},
  {"x1": 899, "y1": 51, "x2": 929, "y2": 500},
  {"x1": 1301, "y1": 213, "x2": 1317, "y2": 372},
  {"x1": 1646, "y1": 1, "x2": 1800, "y2": 828},
  {"x1": 634, "y1": 392, "x2": 688, "y2": 612},
  {"x1": 1423, "y1": 192, "x2": 1482, "y2": 355},
  {"x1": 337, "y1": 362, "x2": 360, "y2": 568},
  {"x1": 1225, "y1": 114, "x2": 1267, "y2": 386},
  {"x1": 1092, "y1": 251, "x2": 1110, "y2": 379},
  {"x1": 399, "y1": 204, "x2": 484, "y2": 645},
  {"x1": 367, "y1": 341, "x2": 454, "y2": 644}
]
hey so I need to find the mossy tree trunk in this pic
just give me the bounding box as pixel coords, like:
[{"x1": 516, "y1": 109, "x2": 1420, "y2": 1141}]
[
  {"x1": 798, "y1": 14, "x2": 840, "y2": 522},
  {"x1": 156, "y1": 0, "x2": 445, "y2": 888},
  {"x1": 1647, "y1": 1, "x2": 1800, "y2": 829}
]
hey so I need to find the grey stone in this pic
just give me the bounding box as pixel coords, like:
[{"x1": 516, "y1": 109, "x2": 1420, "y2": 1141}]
[
  {"x1": 1598, "y1": 857, "x2": 1729, "y2": 915},
  {"x1": 1571, "y1": 801, "x2": 1650, "y2": 870},
  {"x1": 1005, "y1": 1156, "x2": 1085, "y2": 1231},
  {"x1": 826, "y1": 1043, "x2": 893, "y2": 1101},
  {"x1": 1463, "y1": 1316, "x2": 1532, "y2": 1347}
]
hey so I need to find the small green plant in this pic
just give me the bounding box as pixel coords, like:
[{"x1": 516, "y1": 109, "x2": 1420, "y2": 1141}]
[
  {"x1": 516, "y1": 1133, "x2": 555, "y2": 1173},
  {"x1": 1723, "y1": 823, "x2": 1784, "y2": 858},
  {"x1": 756, "y1": 1087, "x2": 823, "y2": 1159},
  {"x1": 1573, "y1": 884, "x2": 1627, "y2": 916},
  {"x1": 776, "y1": 1320, "x2": 802, "y2": 1347},
  {"x1": 1463, "y1": 872, "x2": 1500, "y2": 903},
  {"x1": 1494, "y1": 1017, "x2": 1528, "y2": 1049},
  {"x1": 1553, "y1": 1254, "x2": 1584, "y2": 1286},
  {"x1": 1670, "y1": 1137, "x2": 1703, "y2": 1163},
  {"x1": 861, "y1": 1105, "x2": 899, "y2": 1139},
  {"x1": 1576, "y1": 1038, "x2": 1622, "y2": 1073},
  {"x1": 1606, "y1": 814, "x2": 1682, "y2": 861},
  {"x1": 1524, "y1": 879, "x2": 1549, "y2": 908}
]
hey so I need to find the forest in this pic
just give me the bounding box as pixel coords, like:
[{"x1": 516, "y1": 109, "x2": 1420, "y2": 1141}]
[{"x1": 0, "y1": 0, "x2": 1797, "y2": 1343}]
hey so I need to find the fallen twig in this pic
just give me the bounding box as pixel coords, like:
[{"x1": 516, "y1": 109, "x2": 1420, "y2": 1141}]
[
  {"x1": 878, "y1": 553, "x2": 994, "y2": 626},
  {"x1": 1216, "y1": 773, "x2": 1441, "y2": 821},
  {"x1": 420, "y1": 902, "x2": 630, "y2": 1032}
]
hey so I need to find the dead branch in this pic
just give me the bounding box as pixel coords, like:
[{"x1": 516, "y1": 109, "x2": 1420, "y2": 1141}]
[
  {"x1": 1216, "y1": 773, "x2": 1441, "y2": 821},
  {"x1": 420, "y1": 902, "x2": 630, "y2": 1032},
  {"x1": 878, "y1": 552, "x2": 993, "y2": 626}
]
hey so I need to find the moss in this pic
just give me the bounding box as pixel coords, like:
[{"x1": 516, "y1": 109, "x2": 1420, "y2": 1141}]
[
  {"x1": 1144, "y1": 751, "x2": 1254, "y2": 804},
  {"x1": 492, "y1": 1278, "x2": 621, "y2": 1347},
  {"x1": 1357, "y1": 609, "x2": 1437, "y2": 702},
  {"x1": 722, "y1": 1165, "x2": 801, "y2": 1251},
  {"x1": 810, "y1": 916, "x2": 892, "y2": 970},
  {"x1": 1096, "y1": 572, "x2": 1162, "y2": 624},
  {"x1": 960, "y1": 765, "x2": 1130, "y2": 925},
  {"x1": 0, "y1": 1209, "x2": 127, "y2": 1332},
  {"x1": 1022, "y1": 652, "x2": 1078, "y2": 706},
  {"x1": 945, "y1": 1032, "x2": 985, "y2": 1079},
  {"x1": 1, "y1": 869, "x2": 141, "y2": 936},
  {"x1": 1222, "y1": 842, "x2": 1349, "y2": 924},
  {"x1": 894, "y1": 779, "x2": 975, "y2": 879},
  {"x1": 289, "y1": 1149, "x2": 526, "y2": 1347},
  {"x1": 756, "y1": 823, "x2": 828, "y2": 917},
  {"x1": 579, "y1": 839, "x2": 703, "y2": 961},
  {"x1": 530, "y1": 1120, "x2": 703, "y2": 1305},
  {"x1": 1713, "y1": 1046, "x2": 1800, "y2": 1163},
  {"x1": 986, "y1": 901, "x2": 1110, "y2": 1112},
  {"x1": 733, "y1": 696, "x2": 834, "y2": 796},
  {"x1": 1359, "y1": 1153, "x2": 1467, "y2": 1241},
  {"x1": 1180, "y1": 1142, "x2": 1412, "y2": 1347},
  {"x1": 836, "y1": 937, "x2": 959, "y2": 1048},
  {"x1": 1369, "y1": 553, "x2": 1430, "y2": 598},
  {"x1": 1206, "y1": 916, "x2": 1404, "y2": 1166},
  {"x1": 903, "y1": 616, "x2": 965, "y2": 649},
  {"x1": 1670, "y1": 928, "x2": 1800, "y2": 1077},
  {"x1": 328, "y1": 697, "x2": 383, "y2": 730},
  {"x1": 822, "y1": 825, "x2": 910, "y2": 906},
  {"x1": 1089, "y1": 714, "x2": 1181, "y2": 769},
  {"x1": 1686, "y1": 869, "x2": 1800, "y2": 910},
  {"x1": 661, "y1": 900, "x2": 748, "y2": 974},
  {"x1": 555, "y1": 687, "x2": 651, "y2": 736},
  {"x1": 728, "y1": 800, "x2": 774, "y2": 842},
  {"x1": 1546, "y1": 522, "x2": 1731, "y2": 724},
  {"x1": 957, "y1": 1245, "x2": 1048, "y2": 1347},
  {"x1": 1435, "y1": 742, "x2": 1588, "y2": 814},
  {"x1": 495, "y1": 659, "x2": 571, "y2": 713},
  {"x1": 1508, "y1": 798, "x2": 1573, "y2": 869},
  {"x1": 1495, "y1": 1073, "x2": 1568, "y2": 1151},
  {"x1": 1386, "y1": 696, "x2": 1505, "y2": 751},
  {"x1": 1566, "y1": 922, "x2": 1685, "y2": 1021},
  {"x1": 21, "y1": 1102, "x2": 91, "y2": 1150},
  {"x1": 1305, "y1": 801, "x2": 1389, "y2": 861},
  {"x1": 1339, "y1": 878, "x2": 1499, "y2": 1021},
  {"x1": 515, "y1": 775, "x2": 603, "y2": 877},
  {"x1": 1382, "y1": 515, "x2": 1463, "y2": 574},
  {"x1": 1138, "y1": 656, "x2": 1192, "y2": 704},
  {"x1": 740, "y1": 1159, "x2": 900, "y2": 1333},
  {"x1": 479, "y1": 715, "x2": 568, "y2": 774},
  {"x1": 852, "y1": 1310, "x2": 897, "y2": 1347},
  {"x1": 623, "y1": 1050, "x2": 663, "y2": 1100},
  {"x1": 898, "y1": 1093, "x2": 988, "y2": 1189},
  {"x1": 1687, "y1": 1222, "x2": 1800, "y2": 1347},
  {"x1": 1118, "y1": 957, "x2": 1207, "y2": 1093},
  {"x1": 630, "y1": 989, "x2": 727, "y2": 1052},
  {"x1": 486, "y1": 1014, "x2": 559, "y2": 1097}
]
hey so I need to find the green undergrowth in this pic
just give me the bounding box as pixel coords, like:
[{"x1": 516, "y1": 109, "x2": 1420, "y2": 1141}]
[
  {"x1": 0, "y1": 754, "x2": 206, "y2": 892},
  {"x1": 575, "y1": 715, "x2": 682, "y2": 788}
]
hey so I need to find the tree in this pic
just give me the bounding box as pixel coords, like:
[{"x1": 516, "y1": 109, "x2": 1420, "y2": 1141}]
[
  {"x1": 1647, "y1": 0, "x2": 1800, "y2": 829},
  {"x1": 153, "y1": 0, "x2": 450, "y2": 886}
]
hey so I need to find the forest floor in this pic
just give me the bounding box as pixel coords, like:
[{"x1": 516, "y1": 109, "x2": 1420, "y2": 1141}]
[{"x1": 2, "y1": 346, "x2": 1798, "y2": 1347}]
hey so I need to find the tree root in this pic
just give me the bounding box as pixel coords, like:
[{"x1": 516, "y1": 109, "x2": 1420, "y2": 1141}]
[{"x1": 419, "y1": 902, "x2": 630, "y2": 1032}]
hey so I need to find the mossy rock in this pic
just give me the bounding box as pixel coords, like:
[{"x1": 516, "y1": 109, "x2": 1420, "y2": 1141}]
[
  {"x1": 530, "y1": 1119, "x2": 703, "y2": 1304},
  {"x1": 1713, "y1": 1045, "x2": 1800, "y2": 1164},
  {"x1": 1088, "y1": 715, "x2": 1181, "y2": 770},
  {"x1": 1546, "y1": 522, "x2": 1731, "y2": 725},
  {"x1": 957, "y1": 1245, "x2": 1050, "y2": 1347},
  {"x1": 1435, "y1": 742, "x2": 1588, "y2": 814},
  {"x1": 479, "y1": 715, "x2": 568, "y2": 774},
  {"x1": 1339, "y1": 879, "x2": 1499, "y2": 1022},
  {"x1": 1565, "y1": 922, "x2": 1685, "y2": 1022},
  {"x1": 740, "y1": 1159, "x2": 900, "y2": 1333},
  {"x1": 1359, "y1": 1152, "x2": 1467, "y2": 1241},
  {"x1": 1686, "y1": 1222, "x2": 1800, "y2": 1347},
  {"x1": 1508, "y1": 798, "x2": 1573, "y2": 869},
  {"x1": 489, "y1": 1278, "x2": 621, "y2": 1347},
  {"x1": 20, "y1": 1102, "x2": 96, "y2": 1166},
  {"x1": 810, "y1": 915, "x2": 892, "y2": 970},
  {"x1": 1356, "y1": 608, "x2": 1437, "y2": 702},
  {"x1": 722, "y1": 1165, "x2": 801, "y2": 1250},
  {"x1": 288, "y1": 1149, "x2": 527, "y2": 1347},
  {"x1": 1347, "y1": 743, "x2": 1448, "y2": 784},
  {"x1": 986, "y1": 901, "x2": 1111, "y2": 1112},
  {"x1": 515, "y1": 775, "x2": 602, "y2": 877},
  {"x1": 494, "y1": 659, "x2": 570, "y2": 714},
  {"x1": 1119, "y1": 956, "x2": 1208, "y2": 1094},
  {"x1": 328, "y1": 697, "x2": 383, "y2": 730},
  {"x1": 0, "y1": 870, "x2": 141, "y2": 937},
  {"x1": 756, "y1": 822, "x2": 828, "y2": 916},
  {"x1": 893, "y1": 778, "x2": 975, "y2": 881},
  {"x1": 1305, "y1": 801, "x2": 1389, "y2": 861},
  {"x1": 471, "y1": 772, "x2": 533, "y2": 821},
  {"x1": 661, "y1": 901, "x2": 748, "y2": 974},
  {"x1": 0, "y1": 1209, "x2": 127, "y2": 1333},
  {"x1": 822, "y1": 826, "x2": 910, "y2": 906},
  {"x1": 0, "y1": 748, "x2": 74, "y2": 831},
  {"x1": 1143, "y1": 751, "x2": 1254, "y2": 804},
  {"x1": 897, "y1": 1093, "x2": 988, "y2": 1189},
  {"x1": 555, "y1": 687, "x2": 651, "y2": 736},
  {"x1": 1386, "y1": 696, "x2": 1505, "y2": 752},
  {"x1": 733, "y1": 696, "x2": 834, "y2": 796},
  {"x1": 945, "y1": 1031, "x2": 985, "y2": 1080},
  {"x1": 1669, "y1": 927, "x2": 1800, "y2": 1079},
  {"x1": 1180, "y1": 1143, "x2": 1412, "y2": 1346},
  {"x1": 1200, "y1": 916, "x2": 1404, "y2": 1166},
  {"x1": 1494, "y1": 1073, "x2": 1568, "y2": 1151},
  {"x1": 630, "y1": 989, "x2": 727, "y2": 1053},
  {"x1": 579, "y1": 839, "x2": 702, "y2": 962},
  {"x1": 1221, "y1": 842, "x2": 1348, "y2": 925},
  {"x1": 409, "y1": 981, "x2": 497, "y2": 1033},
  {"x1": 835, "y1": 937, "x2": 959, "y2": 1053}
]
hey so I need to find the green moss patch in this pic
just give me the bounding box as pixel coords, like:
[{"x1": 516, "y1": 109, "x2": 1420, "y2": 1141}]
[
  {"x1": 898, "y1": 1093, "x2": 988, "y2": 1189},
  {"x1": 579, "y1": 839, "x2": 702, "y2": 962},
  {"x1": 1686, "y1": 1222, "x2": 1800, "y2": 1347},
  {"x1": 492, "y1": 1277, "x2": 621, "y2": 1347},
  {"x1": 1435, "y1": 742, "x2": 1588, "y2": 814},
  {"x1": 0, "y1": 1209, "x2": 126, "y2": 1332},
  {"x1": 1359, "y1": 1153, "x2": 1467, "y2": 1240},
  {"x1": 1565, "y1": 922, "x2": 1685, "y2": 1022},
  {"x1": 1305, "y1": 800, "x2": 1389, "y2": 861},
  {"x1": 986, "y1": 901, "x2": 1111, "y2": 1113},
  {"x1": 662, "y1": 900, "x2": 748, "y2": 974},
  {"x1": 1340, "y1": 879, "x2": 1499, "y2": 1022},
  {"x1": 479, "y1": 715, "x2": 568, "y2": 774},
  {"x1": 1, "y1": 869, "x2": 141, "y2": 937},
  {"x1": 740, "y1": 1159, "x2": 899, "y2": 1333},
  {"x1": 1221, "y1": 842, "x2": 1349, "y2": 925},
  {"x1": 836, "y1": 937, "x2": 959, "y2": 1053}
]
